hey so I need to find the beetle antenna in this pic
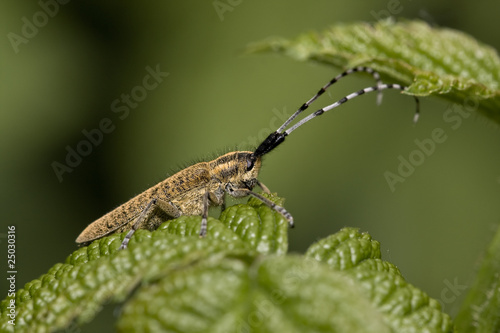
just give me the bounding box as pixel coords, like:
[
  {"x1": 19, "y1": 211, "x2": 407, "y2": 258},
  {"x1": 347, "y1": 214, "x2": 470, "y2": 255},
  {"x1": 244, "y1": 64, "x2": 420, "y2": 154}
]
[
  {"x1": 277, "y1": 66, "x2": 385, "y2": 133},
  {"x1": 253, "y1": 70, "x2": 419, "y2": 157}
]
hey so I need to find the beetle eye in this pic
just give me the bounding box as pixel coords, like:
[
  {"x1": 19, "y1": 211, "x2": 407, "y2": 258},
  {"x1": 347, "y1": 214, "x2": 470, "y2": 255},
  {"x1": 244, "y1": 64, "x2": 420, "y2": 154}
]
[{"x1": 246, "y1": 155, "x2": 255, "y2": 171}]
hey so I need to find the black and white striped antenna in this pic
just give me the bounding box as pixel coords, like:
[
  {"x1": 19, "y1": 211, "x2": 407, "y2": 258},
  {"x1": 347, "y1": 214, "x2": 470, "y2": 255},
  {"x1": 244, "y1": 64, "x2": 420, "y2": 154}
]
[{"x1": 253, "y1": 67, "x2": 419, "y2": 157}]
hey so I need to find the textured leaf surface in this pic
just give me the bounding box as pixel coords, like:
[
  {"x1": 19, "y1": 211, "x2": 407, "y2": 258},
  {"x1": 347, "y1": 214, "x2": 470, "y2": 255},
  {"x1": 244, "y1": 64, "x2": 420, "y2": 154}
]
[
  {"x1": 119, "y1": 229, "x2": 453, "y2": 332},
  {"x1": 118, "y1": 255, "x2": 390, "y2": 333},
  {"x1": 248, "y1": 20, "x2": 500, "y2": 124},
  {"x1": 455, "y1": 226, "x2": 500, "y2": 332},
  {"x1": 0, "y1": 195, "x2": 284, "y2": 333},
  {"x1": 0, "y1": 200, "x2": 454, "y2": 333},
  {"x1": 1, "y1": 229, "x2": 247, "y2": 333},
  {"x1": 306, "y1": 228, "x2": 454, "y2": 332},
  {"x1": 219, "y1": 195, "x2": 289, "y2": 255}
]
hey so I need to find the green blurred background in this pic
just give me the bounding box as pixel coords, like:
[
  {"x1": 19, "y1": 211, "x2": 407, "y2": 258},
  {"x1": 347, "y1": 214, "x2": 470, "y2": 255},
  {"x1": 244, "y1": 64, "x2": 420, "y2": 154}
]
[{"x1": 1, "y1": 0, "x2": 500, "y2": 330}]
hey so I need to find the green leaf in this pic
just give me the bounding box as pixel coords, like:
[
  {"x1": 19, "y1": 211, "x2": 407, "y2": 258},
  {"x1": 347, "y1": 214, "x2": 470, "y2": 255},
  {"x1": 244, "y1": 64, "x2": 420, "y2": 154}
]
[
  {"x1": 306, "y1": 228, "x2": 454, "y2": 332},
  {"x1": 117, "y1": 255, "x2": 392, "y2": 333},
  {"x1": 305, "y1": 226, "x2": 382, "y2": 270},
  {"x1": 0, "y1": 199, "x2": 453, "y2": 333},
  {"x1": 455, "y1": 226, "x2": 500, "y2": 332},
  {"x1": 0, "y1": 197, "x2": 267, "y2": 333},
  {"x1": 247, "y1": 19, "x2": 500, "y2": 124},
  {"x1": 1, "y1": 232, "x2": 247, "y2": 333},
  {"x1": 219, "y1": 194, "x2": 289, "y2": 255},
  {"x1": 118, "y1": 228, "x2": 454, "y2": 332}
]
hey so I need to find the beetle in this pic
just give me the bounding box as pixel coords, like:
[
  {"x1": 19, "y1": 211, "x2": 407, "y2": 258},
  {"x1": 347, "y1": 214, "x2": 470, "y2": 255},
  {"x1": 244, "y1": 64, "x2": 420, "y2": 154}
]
[{"x1": 76, "y1": 66, "x2": 418, "y2": 249}]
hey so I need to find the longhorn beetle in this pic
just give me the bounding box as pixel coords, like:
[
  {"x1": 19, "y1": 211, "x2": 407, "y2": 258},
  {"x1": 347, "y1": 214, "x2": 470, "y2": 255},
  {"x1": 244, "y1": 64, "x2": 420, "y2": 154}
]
[{"x1": 76, "y1": 66, "x2": 419, "y2": 249}]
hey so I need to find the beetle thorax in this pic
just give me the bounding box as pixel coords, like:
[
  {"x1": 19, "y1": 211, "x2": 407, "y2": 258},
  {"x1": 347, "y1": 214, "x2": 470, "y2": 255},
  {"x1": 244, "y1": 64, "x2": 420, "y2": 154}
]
[{"x1": 209, "y1": 151, "x2": 262, "y2": 188}]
